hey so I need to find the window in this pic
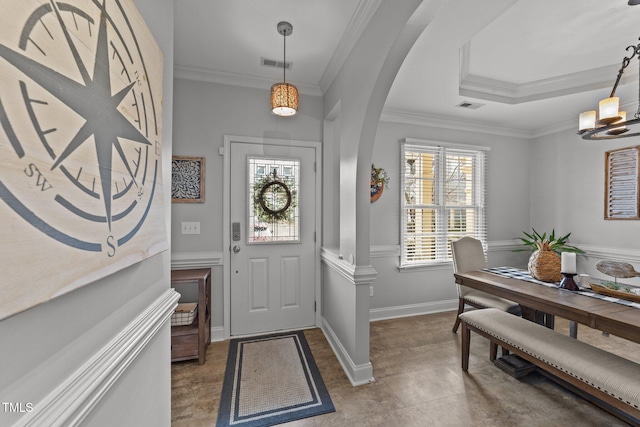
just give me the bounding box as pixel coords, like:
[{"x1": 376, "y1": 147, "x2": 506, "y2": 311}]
[
  {"x1": 248, "y1": 157, "x2": 300, "y2": 243},
  {"x1": 400, "y1": 139, "x2": 488, "y2": 267}
]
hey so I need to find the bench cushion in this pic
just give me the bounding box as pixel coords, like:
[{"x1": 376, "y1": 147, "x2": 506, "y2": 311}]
[
  {"x1": 459, "y1": 308, "x2": 640, "y2": 411},
  {"x1": 463, "y1": 291, "x2": 521, "y2": 314}
]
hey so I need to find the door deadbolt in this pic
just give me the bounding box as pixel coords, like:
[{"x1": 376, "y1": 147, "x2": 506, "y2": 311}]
[{"x1": 232, "y1": 222, "x2": 241, "y2": 241}]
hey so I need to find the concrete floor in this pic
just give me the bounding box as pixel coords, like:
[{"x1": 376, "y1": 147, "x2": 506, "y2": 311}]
[{"x1": 171, "y1": 310, "x2": 640, "y2": 426}]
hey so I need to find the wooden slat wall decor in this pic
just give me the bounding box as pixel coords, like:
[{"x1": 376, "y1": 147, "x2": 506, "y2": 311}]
[
  {"x1": 0, "y1": 0, "x2": 167, "y2": 320},
  {"x1": 605, "y1": 146, "x2": 640, "y2": 219}
]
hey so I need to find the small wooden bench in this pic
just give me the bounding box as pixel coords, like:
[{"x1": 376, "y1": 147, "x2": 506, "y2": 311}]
[{"x1": 459, "y1": 308, "x2": 640, "y2": 426}]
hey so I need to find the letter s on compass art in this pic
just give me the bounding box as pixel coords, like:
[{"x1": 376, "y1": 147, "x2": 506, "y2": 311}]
[{"x1": 0, "y1": 0, "x2": 167, "y2": 319}]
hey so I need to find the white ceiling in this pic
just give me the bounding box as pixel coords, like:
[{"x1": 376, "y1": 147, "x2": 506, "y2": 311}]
[{"x1": 174, "y1": 0, "x2": 640, "y2": 138}]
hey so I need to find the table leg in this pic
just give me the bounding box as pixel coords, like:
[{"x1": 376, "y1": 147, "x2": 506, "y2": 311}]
[
  {"x1": 544, "y1": 313, "x2": 555, "y2": 330},
  {"x1": 521, "y1": 306, "x2": 536, "y2": 322},
  {"x1": 534, "y1": 310, "x2": 554, "y2": 329},
  {"x1": 569, "y1": 321, "x2": 578, "y2": 339}
]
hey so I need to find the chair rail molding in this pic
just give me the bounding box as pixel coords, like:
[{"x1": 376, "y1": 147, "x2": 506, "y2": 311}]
[
  {"x1": 578, "y1": 244, "x2": 640, "y2": 265},
  {"x1": 320, "y1": 248, "x2": 377, "y2": 285},
  {"x1": 370, "y1": 245, "x2": 400, "y2": 258},
  {"x1": 14, "y1": 288, "x2": 180, "y2": 427},
  {"x1": 171, "y1": 251, "x2": 223, "y2": 270},
  {"x1": 487, "y1": 240, "x2": 523, "y2": 252}
]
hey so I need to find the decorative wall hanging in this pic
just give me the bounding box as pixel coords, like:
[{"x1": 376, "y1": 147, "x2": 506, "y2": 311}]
[
  {"x1": 370, "y1": 164, "x2": 390, "y2": 203},
  {"x1": 605, "y1": 146, "x2": 640, "y2": 219},
  {"x1": 253, "y1": 169, "x2": 297, "y2": 222},
  {"x1": 172, "y1": 156, "x2": 206, "y2": 203},
  {"x1": 0, "y1": 0, "x2": 166, "y2": 320}
]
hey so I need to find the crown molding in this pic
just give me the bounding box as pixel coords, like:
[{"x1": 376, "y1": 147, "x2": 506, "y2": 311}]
[
  {"x1": 319, "y1": 0, "x2": 382, "y2": 94},
  {"x1": 381, "y1": 108, "x2": 533, "y2": 139},
  {"x1": 174, "y1": 64, "x2": 322, "y2": 97},
  {"x1": 459, "y1": 42, "x2": 637, "y2": 105},
  {"x1": 174, "y1": 0, "x2": 381, "y2": 98}
]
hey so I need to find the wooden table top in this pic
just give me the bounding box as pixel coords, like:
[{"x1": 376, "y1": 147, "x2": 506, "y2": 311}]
[{"x1": 455, "y1": 270, "x2": 640, "y2": 344}]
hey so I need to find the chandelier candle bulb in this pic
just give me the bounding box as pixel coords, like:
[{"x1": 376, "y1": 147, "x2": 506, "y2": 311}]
[
  {"x1": 579, "y1": 111, "x2": 596, "y2": 131},
  {"x1": 598, "y1": 97, "x2": 621, "y2": 124},
  {"x1": 561, "y1": 252, "x2": 577, "y2": 274}
]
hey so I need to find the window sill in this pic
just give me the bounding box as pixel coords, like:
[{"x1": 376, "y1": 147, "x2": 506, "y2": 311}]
[{"x1": 398, "y1": 262, "x2": 452, "y2": 273}]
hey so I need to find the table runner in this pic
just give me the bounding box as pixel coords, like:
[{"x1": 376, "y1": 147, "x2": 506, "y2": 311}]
[{"x1": 484, "y1": 266, "x2": 640, "y2": 310}]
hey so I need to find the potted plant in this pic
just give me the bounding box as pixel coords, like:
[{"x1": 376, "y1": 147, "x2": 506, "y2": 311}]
[{"x1": 515, "y1": 228, "x2": 583, "y2": 282}]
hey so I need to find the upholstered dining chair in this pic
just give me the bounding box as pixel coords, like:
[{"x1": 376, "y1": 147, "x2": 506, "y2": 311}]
[{"x1": 451, "y1": 236, "x2": 521, "y2": 333}]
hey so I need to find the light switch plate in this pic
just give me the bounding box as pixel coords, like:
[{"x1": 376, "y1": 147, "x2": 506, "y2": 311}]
[{"x1": 181, "y1": 222, "x2": 200, "y2": 234}]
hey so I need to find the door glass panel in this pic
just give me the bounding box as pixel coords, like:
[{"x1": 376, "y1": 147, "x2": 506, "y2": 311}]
[{"x1": 249, "y1": 157, "x2": 300, "y2": 243}]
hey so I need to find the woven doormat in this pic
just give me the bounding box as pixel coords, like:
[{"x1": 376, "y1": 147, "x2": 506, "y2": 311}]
[{"x1": 216, "y1": 330, "x2": 335, "y2": 427}]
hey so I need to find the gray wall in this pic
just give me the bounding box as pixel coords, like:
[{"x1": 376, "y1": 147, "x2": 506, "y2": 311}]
[
  {"x1": 170, "y1": 78, "x2": 323, "y2": 331},
  {"x1": 0, "y1": 1, "x2": 174, "y2": 425},
  {"x1": 530, "y1": 127, "x2": 640, "y2": 286},
  {"x1": 369, "y1": 120, "x2": 532, "y2": 317}
]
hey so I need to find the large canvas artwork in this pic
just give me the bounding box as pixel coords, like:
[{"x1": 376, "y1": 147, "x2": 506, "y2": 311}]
[{"x1": 0, "y1": 0, "x2": 167, "y2": 320}]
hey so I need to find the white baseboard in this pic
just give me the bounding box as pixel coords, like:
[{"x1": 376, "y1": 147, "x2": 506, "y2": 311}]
[
  {"x1": 320, "y1": 320, "x2": 374, "y2": 387},
  {"x1": 15, "y1": 289, "x2": 180, "y2": 427},
  {"x1": 370, "y1": 299, "x2": 458, "y2": 322},
  {"x1": 210, "y1": 326, "x2": 225, "y2": 342}
]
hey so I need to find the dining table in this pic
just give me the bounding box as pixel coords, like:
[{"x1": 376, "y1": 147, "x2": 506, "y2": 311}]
[{"x1": 454, "y1": 267, "x2": 640, "y2": 344}]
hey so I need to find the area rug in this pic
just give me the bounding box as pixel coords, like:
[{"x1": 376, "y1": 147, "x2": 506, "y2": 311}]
[{"x1": 216, "y1": 330, "x2": 335, "y2": 427}]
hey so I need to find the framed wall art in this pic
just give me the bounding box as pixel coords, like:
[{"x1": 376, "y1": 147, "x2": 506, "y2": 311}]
[
  {"x1": 172, "y1": 156, "x2": 206, "y2": 203},
  {"x1": 0, "y1": 0, "x2": 167, "y2": 320}
]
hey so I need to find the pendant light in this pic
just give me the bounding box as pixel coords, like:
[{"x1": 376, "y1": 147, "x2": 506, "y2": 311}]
[{"x1": 270, "y1": 21, "x2": 298, "y2": 116}]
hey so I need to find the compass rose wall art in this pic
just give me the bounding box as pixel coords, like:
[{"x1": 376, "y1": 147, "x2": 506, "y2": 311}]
[{"x1": 0, "y1": 0, "x2": 167, "y2": 320}]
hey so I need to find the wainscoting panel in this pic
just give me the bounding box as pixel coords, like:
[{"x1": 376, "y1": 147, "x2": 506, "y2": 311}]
[{"x1": 15, "y1": 289, "x2": 180, "y2": 427}]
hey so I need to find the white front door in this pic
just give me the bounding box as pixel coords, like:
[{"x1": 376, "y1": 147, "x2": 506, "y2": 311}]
[{"x1": 229, "y1": 141, "x2": 317, "y2": 336}]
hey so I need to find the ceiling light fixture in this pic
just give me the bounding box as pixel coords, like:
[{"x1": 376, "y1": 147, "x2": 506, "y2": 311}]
[
  {"x1": 578, "y1": 38, "x2": 640, "y2": 140},
  {"x1": 270, "y1": 21, "x2": 298, "y2": 117}
]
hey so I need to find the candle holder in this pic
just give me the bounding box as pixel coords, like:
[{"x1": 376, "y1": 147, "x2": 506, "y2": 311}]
[{"x1": 559, "y1": 272, "x2": 579, "y2": 291}]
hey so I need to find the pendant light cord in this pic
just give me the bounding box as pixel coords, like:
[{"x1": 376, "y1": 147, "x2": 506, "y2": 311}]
[{"x1": 283, "y1": 31, "x2": 287, "y2": 84}]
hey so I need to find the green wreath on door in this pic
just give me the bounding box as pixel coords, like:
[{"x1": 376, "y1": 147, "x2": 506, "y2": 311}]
[{"x1": 253, "y1": 170, "x2": 298, "y2": 222}]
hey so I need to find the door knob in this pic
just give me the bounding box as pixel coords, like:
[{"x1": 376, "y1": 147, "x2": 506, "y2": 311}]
[{"x1": 232, "y1": 245, "x2": 241, "y2": 253}]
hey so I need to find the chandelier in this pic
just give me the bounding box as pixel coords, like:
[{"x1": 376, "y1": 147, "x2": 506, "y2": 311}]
[
  {"x1": 578, "y1": 38, "x2": 640, "y2": 140},
  {"x1": 270, "y1": 21, "x2": 298, "y2": 117}
]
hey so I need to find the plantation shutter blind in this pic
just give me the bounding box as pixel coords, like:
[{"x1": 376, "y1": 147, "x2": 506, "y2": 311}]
[
  {"x1": 605, "y1": 146, "x2": 640, "y2": 219},
  {"x1": 400, "y1": 140, "x2": 487, "y2": 267}
]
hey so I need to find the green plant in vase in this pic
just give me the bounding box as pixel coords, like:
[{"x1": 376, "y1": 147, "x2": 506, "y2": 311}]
[{"x1": 515, "y1": 228, "x2": 583, "y2": 282}]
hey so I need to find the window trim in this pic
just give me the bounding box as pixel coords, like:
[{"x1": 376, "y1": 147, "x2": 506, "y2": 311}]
[{"x1": 399, "y1": 138, "x2": 489, "y2": 268}]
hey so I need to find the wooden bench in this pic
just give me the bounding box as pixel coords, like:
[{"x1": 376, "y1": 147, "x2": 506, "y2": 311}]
[{"x1": 459, "y1": 308, "x2": 640, "y2": 426}]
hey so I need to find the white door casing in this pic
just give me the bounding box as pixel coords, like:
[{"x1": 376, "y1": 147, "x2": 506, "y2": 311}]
[{"x1": 223, "y1": 136, "x2": 321, "y2": 337}]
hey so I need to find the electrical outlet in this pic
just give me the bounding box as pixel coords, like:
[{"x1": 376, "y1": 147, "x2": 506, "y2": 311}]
[
  {"x1": 181, "y1": 222, "x2": 200, "y2": 234},
  {"x1": 369, "y1": 285, "x2": 374, "y2": 297}
]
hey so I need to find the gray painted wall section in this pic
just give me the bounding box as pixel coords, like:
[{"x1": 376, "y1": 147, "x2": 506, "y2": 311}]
[{"x1": 170, "y1": 78, "x2": 323, "y2": 332}]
